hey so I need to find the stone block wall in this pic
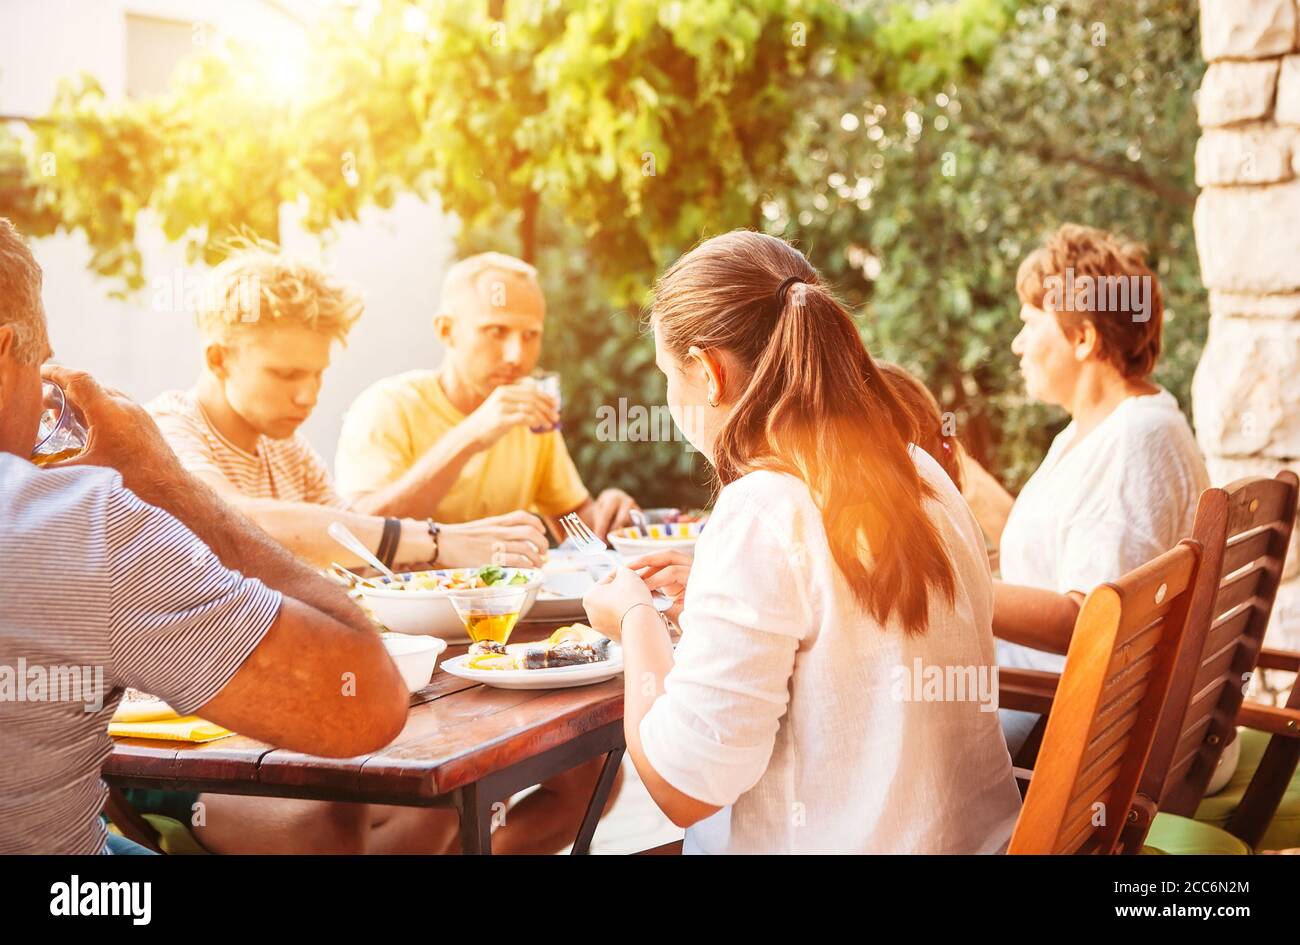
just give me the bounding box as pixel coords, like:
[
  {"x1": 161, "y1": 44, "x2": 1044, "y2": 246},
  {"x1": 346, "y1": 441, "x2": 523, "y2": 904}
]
[{"x1": 1193, "y1": 0, "x2": 1300, "y2": 658}]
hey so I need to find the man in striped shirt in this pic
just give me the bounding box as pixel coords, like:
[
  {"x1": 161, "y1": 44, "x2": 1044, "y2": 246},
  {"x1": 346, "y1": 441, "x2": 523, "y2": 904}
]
[
  {"x1": 0, "y1": 218, "x2": 409, "y2": 855},
  {"x1": 146, "y1": 246, "x2": 548, "y2": 573}
]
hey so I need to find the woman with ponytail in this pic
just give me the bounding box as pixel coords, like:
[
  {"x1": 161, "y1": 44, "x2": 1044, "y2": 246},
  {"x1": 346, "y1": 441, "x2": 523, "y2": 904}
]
[{"x1": 582, "y1": 231, "x2": 1021, "y2": 853}]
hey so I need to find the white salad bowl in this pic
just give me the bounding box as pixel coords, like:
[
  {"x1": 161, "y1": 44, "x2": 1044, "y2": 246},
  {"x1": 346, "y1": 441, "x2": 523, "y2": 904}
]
[{"x1": 355, "y1": 568, "x2": 543, "y2": 643}]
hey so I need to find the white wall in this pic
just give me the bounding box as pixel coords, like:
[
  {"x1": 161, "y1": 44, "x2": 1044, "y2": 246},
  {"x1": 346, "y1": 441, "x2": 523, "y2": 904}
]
[{"x1": 0, "y1": 0, "x2": 458, "y2": 463}]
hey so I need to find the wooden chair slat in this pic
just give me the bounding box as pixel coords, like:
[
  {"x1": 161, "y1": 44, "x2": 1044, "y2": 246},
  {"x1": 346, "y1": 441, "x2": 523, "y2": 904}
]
[
  {"x1": 1191, "y1": 638, "x2": 1243, "y2": 698},
  {"x1": 1065, "y1": 752, "x2": 1126, "y2": 827},
  {"x1": 1214, "y1": 562, "x2": 1266, "y2": 615},
  {"x1": 1102, "y1": 619, "x2": 1164, "y2": 682},
  {"x1": 1221, "y1": 523, "x2": 1280, "y2": 576},
  {"x1": 1087, "y1": 675, "x2": 1151, "y2": 744},
  {"x1": 1010, "y1": 541, "x2": 1201, "y2": 855},
  {"x1": 1200, "y1": 603, "x2": 1255, "y2": 666},
  {"x1": 1099, "y1": 647, "x2": 1161, "y2": 712}
]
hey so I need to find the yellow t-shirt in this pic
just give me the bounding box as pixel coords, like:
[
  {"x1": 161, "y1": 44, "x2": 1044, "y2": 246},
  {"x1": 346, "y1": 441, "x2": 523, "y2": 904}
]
[{"x1": 334, "y1": 369, "x2": 590, "y2": 523}]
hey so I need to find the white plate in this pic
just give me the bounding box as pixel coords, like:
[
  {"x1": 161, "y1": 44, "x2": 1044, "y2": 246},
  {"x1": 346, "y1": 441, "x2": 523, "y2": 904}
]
[
  {"x1": 523, "y1": 550, "x2": 612, "y2": 622},
  {"x1": 439, "y1": 645, "x2": 623, "y2": 689}
]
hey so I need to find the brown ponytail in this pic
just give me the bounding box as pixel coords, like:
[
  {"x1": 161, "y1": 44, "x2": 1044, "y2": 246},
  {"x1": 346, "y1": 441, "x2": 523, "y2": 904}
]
[{"x1": 651, "y1": 230, "x2": 956, "y2": 636}]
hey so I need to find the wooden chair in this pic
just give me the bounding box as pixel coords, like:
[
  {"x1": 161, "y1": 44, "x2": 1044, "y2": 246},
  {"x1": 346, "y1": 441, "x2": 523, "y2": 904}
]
[
  {"x1": 1144, "y1": 471, "x2": 1300, "y2": 851},
  {"x1": 1009, "y1": 540, "x2": 1204, "y2": 854},
  {"x1": 1004, "y1": 472, "x2": 1300, "y2": 852}
]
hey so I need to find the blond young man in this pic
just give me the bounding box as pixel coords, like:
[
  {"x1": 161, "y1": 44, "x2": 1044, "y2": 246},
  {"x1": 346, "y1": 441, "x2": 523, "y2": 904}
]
[
  {"x1": 147, "y1": 248, "x2": 548, "y2": 574},
  {"x1": 334, "y1": 252, "x2": 638, "y2": 539},
  {"x1": 142, "y1": 247, "x2": 557, "y2": 854}
]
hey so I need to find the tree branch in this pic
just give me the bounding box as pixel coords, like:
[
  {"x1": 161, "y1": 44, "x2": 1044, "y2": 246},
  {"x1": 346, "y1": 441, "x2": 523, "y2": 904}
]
[{"x1": 964, "y1": 121, "x2": 1196, "y2": 209}]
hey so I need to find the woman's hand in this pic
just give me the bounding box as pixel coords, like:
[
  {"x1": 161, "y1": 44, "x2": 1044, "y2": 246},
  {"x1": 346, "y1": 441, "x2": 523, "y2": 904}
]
[
  {"x1": 582, "y1": 566, "x2": 653, "y2": 642},
  {"x1": 627, "y1": 550, "x2": 692, "y2": 602},
  {"x1": 626, "y1": 550, "x2": 692, "y2": 622}
]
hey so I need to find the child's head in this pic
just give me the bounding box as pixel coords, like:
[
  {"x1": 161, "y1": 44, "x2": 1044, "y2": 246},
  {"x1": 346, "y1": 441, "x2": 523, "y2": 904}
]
[
  {"x1": 197, "y1": 244, "x2": 363, "y2": 440},
  {"x1": 877, "y1": 362, "x2": 963, "y2": 491}
]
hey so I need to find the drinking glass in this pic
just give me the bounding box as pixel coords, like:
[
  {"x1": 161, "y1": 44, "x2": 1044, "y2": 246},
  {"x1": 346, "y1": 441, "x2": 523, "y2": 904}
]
[
  {"x1": 526, "y1": 370, "x2": 562, "y2": 433},
  {"x1": 446, "y1": 586, "x2": 529, "y2": 645},
  {"x1": 31, "y1": 380, "x2": 89, "y2": 467}
]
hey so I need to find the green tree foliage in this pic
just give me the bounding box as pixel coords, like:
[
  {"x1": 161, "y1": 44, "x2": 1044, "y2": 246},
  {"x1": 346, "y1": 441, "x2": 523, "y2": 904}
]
[
  {"x1": 776, "y1": 0, "x2": 1204, "y2": 488},
  {"x1": 0, "y1": 0, "x2": 1202, "y2": 502}
]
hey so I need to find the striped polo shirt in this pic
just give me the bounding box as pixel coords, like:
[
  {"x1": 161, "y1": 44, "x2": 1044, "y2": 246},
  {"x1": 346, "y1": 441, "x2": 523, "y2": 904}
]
[
  {"x1": 0, "y1": 453, "x2": 282, "y2": 854},
  {"x1": 147, "y1": 389, "x2": 346, "y2": 507}
]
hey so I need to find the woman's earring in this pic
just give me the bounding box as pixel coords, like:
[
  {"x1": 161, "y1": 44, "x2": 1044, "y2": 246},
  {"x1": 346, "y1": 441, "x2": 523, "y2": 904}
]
[{"x1": 707, "y1": 389, "x2": 719, "y2": 408}]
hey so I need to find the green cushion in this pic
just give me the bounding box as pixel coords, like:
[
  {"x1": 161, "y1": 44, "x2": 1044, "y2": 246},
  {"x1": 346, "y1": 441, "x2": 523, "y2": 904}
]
[
  {"x1": 141, "y1": 814, "x2": 210, "y2": 855},
  {"x1": 1146, "y1": 813, "x2": 1251, "y2": 855},
  {"x1": 1193, "y1": 728, "x2": 1300, "y2": 851}
]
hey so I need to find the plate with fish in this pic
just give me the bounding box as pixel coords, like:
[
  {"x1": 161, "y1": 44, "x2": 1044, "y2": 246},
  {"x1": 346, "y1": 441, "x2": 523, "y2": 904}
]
[{"x1": 440, "y1": 624, "x2": 623, "y2": 689}]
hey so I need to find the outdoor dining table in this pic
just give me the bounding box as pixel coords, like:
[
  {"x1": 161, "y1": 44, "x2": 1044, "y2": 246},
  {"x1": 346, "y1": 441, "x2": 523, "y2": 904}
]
[{"x1": 102, "y1": 619, "x2": 627, "y2": 855}]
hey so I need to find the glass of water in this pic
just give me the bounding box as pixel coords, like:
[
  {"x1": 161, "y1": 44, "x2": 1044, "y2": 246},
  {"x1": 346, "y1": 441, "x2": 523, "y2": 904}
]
[{"x1": 527, "y1": 370, "x2": 562, "y2": 433}]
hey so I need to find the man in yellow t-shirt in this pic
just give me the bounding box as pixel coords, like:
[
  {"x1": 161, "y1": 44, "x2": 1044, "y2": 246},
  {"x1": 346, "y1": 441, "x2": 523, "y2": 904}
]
[
  {"x1": 336, "y1": 252, "x2": 632, "y2": 854},
  {"x1": 335, "y1": 252, "x2": 638, "y2": 538}
]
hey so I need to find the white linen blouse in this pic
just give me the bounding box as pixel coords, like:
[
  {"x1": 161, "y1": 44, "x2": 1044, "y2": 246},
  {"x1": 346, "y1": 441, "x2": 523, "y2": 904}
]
[
  {"x1": 639, "y1": 450, "x2": 1023, "y2": 854},
  {"x1": 996, "y1": 388, "x2": 1210, "y2": 673}
]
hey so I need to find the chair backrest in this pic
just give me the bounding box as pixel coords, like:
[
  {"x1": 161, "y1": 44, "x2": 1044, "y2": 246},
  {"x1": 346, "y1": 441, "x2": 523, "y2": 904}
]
[
  {"x1": 1009, "y1": 540, "x2": 1202, "y2": 855},
  {"x1": 1149, "y1": 471, "x2": 1299, "y2": 816}
]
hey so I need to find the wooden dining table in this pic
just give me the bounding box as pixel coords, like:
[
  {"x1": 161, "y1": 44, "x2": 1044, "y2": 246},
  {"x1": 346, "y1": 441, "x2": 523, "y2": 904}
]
[{"x1": 103, "y1": 619, "x2": 627, "y2": 854}]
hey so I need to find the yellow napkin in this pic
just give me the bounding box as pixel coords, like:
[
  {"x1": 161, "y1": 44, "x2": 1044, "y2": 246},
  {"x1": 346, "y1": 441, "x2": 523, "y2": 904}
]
[{"x1": 109, "y1": 716, "x2": 234, "y2": 743}]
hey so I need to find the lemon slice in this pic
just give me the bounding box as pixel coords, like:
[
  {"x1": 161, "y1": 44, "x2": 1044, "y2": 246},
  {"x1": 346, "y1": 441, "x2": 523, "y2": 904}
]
[
  {"x1": 548, "y1": 623, "x2": 598, "y2": 645},
  {"x1": 467, "y1": 653, "x2": 516, "y2": 671}
]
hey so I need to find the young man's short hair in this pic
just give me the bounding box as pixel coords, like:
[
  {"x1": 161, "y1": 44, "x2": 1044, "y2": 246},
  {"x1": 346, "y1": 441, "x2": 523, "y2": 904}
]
[{"x1": 196, "y1": 245, "x2": 364, "y2": 345}]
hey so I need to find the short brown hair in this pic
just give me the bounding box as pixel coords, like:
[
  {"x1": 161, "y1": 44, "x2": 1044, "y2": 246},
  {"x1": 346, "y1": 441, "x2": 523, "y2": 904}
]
[
  {"x1": 0, "y1": 217, "x2": 49, "y2": 365},
  {"x1": 1016, "y1": 223, "x2": 1163, "y2": 379}
]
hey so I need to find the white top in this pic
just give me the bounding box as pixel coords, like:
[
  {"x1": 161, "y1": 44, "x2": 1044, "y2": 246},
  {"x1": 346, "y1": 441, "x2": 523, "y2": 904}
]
[
  {"x1": 639, "y1": 451, "x2": 1022, "y2": 854},
  {"x1": 997, "y1": 389, "x2": 1210, "y2": 673}
]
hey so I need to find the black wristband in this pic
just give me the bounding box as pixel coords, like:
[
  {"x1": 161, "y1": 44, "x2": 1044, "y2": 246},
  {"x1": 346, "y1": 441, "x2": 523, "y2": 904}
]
[
  {"x1": 377, "y1": 517, "x2": 401, "y2": 569},
  {"x1": 426, "y1": 519, "x2": 441, "y2": 564}
]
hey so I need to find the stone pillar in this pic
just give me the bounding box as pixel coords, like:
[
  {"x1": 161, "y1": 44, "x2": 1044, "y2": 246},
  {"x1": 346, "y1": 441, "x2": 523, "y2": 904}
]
[{"x1": 1192, "y1": 0, "x2": 1300, "y2": 663}]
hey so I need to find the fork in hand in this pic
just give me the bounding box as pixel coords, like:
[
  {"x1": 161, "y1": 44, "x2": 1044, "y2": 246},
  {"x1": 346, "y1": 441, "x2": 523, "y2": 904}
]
[{"x1": 559, "y1": 512, "x2": 673, "y2": 612}]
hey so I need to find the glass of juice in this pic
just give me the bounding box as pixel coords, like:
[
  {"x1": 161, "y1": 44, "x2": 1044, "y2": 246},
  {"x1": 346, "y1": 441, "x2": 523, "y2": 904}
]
[
  {"x1": 525, "y1": 370, "x2": 562, "y2": 433},
  {"x1": 446, "y1": 586, "x2": 529, "y2": 645},
  {"x1": 31, "y1": 380, "x2": 89, "y2": 467}
]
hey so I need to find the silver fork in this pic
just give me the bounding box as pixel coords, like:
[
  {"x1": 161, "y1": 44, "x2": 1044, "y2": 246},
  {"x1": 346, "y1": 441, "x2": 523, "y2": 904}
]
[{"x1": 560, "y1": 513, "x2": 672, "y2": 612}]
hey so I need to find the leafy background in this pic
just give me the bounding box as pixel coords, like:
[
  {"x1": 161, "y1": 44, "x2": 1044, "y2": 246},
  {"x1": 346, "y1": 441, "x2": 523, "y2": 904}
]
[{"x1": 0, "y1": 0, "x2": 1205, "y2": 508}]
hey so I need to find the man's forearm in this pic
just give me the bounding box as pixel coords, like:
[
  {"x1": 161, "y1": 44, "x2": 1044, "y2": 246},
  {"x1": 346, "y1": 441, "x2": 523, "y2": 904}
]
[
  {"x1": 349, "y1": 425, "x2": 482, "y2": 519},
  {"x1": 145, "y1": 474, "x2": 378, "y2": 636},
  {"x1": 229, "y1": 497, "x2": 432, "y2": 570},
  {"x1": 992, "y1": 581, "x2": 1082, "y2": 655}
]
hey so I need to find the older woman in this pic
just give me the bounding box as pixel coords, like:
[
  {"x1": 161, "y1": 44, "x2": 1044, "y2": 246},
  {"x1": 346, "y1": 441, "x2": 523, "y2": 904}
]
[{"x1": 960, "y1": 224, "x2": 1210, "y2": 754}]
